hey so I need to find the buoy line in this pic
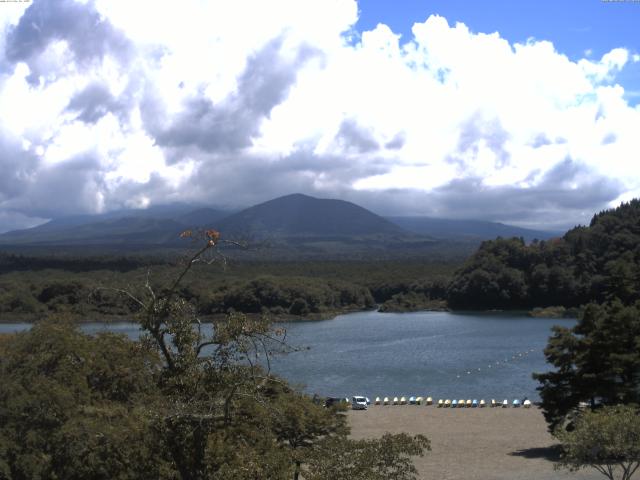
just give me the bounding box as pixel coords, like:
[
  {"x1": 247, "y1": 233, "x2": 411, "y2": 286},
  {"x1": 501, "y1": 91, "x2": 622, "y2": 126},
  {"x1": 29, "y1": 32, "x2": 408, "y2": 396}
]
[{"x1": 454, "y1": 348, "x2": 539, "y2": 380}]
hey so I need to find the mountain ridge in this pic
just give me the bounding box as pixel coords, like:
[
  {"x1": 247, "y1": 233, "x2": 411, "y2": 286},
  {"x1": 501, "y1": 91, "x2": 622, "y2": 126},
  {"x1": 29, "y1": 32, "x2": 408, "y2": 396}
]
[{"x1": 0, "y1": 194, "x2": 559, "y2": 254}]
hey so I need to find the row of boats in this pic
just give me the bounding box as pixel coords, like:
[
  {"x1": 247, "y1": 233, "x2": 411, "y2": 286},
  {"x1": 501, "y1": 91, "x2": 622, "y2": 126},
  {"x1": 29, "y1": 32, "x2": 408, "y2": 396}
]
[{"x1": 374, "y1": 396, "x2": 532, "y2": 408}]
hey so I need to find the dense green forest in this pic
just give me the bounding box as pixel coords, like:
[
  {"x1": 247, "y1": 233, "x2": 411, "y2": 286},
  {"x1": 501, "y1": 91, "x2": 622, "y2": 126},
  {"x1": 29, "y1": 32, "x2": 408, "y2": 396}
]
[
  {"x1": 0, "y1": 236, "x2": 430, "y2": 479},
  {"x1": 0, "y1": 253, "x2": 456, "y2": 321},
  {"x1": 447, "y1": 200, "x2": 640, "y2": 310}
]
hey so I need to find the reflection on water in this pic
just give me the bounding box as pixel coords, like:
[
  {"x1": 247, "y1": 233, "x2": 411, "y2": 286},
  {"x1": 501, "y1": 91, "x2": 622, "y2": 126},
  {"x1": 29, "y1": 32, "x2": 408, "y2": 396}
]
[{"x1": 0, "y1": 310, "x2": 574, "y2": 400}]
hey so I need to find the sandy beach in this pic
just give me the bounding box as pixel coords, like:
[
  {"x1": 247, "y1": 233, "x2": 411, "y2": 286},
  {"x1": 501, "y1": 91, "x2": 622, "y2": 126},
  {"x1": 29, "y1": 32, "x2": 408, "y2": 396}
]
[{"x1": 348, "y1": 405, "x2": 602, "y2": 480}]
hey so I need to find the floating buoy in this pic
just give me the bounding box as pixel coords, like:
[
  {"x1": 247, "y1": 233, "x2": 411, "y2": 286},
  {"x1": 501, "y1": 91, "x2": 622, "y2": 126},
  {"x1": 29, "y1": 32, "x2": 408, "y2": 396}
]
[
  {"x1": 375, "y1": 397, "x2": 381, "y2": 405},
  {"x1": 383, "y1": 397, "x2": 389, "y2": 405},
  {"x1": 426, "y1": 397, "x2": 433, "y2": 405},
  {"x1": 437, "y1": 399, "x2": 443, "y2": 408}
]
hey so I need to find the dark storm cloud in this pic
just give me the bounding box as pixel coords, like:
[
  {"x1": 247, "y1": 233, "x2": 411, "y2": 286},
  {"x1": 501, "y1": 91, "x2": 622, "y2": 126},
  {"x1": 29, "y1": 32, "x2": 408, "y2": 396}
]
[
  {"x1": 385, "y1": 132, "x2": 406, "y2": 150},
  {"x1": 335, "y1": 119, "x2": 379, "y2": 153},
  {"x1": 66, "y1": 82, "x2": 124, "y2": 123},
  {"x1": 0, "y1": 135, "x2": 39, "y2": 202},
  {"x1": 425, "y1": 158, "x2": 623, "y2": 228},
  {"x1": 148, "y1": 38, "x2": 320, "y2": 155},
  {"x1": 317, "y1": 158, "x2": 624, "y2": 231},
  {"x1": 175, "y1": 147, "x2": 392, "y2": 209},
  {"x1": 4, "y1": 0, "x2": 131, "y2": 84},
  {"x1": 447, "y1": 113, "x2": 511, "y2": 168},
  {"x1": 6, "y1": 154, "x2": 106, "y2": 219}
]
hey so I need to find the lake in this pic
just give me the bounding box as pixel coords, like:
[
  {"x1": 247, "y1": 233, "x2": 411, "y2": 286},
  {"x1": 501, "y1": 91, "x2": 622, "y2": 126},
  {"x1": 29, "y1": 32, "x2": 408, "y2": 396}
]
[{"x1": 0, "y1": 310, "x2": 574, "y2": 401}]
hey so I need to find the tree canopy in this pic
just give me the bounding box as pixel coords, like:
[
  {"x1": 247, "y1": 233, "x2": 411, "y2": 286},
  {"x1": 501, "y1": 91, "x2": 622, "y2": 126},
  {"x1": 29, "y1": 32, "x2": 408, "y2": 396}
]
[
  {"x1": 0, "y1": 231, "x2": 430, "y2": 479},
  {"x1": 448, "y1": 199, "x2": 640, "y2": 310},
  {"x1": 554, "y1": 405, "x2": 640, "y2": 480},
  {"x1": 533, "y1": 300, "x2": 640, "y2": 431}
]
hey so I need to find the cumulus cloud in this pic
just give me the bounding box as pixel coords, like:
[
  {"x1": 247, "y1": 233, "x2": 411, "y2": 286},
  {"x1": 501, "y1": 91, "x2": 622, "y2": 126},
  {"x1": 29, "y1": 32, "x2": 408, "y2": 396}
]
[{"x1": 0, "y1": 0, "x2": 639, "y2": 233}]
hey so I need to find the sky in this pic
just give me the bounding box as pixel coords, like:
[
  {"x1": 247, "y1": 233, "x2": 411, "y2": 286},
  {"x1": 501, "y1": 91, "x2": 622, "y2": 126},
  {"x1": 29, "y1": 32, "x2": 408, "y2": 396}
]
[{"x1": 0, "y1": 0, "x2": 639, "y2": 233}]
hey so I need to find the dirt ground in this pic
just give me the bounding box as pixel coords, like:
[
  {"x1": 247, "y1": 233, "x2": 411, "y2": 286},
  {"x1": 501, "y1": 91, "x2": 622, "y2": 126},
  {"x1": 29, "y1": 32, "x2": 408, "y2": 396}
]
[{"x1": 348, "y1": 405, "x2": 603, "y2": 480}]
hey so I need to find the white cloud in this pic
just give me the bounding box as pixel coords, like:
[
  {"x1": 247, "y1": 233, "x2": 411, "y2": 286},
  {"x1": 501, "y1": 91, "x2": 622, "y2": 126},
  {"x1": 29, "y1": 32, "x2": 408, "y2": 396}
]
[{"x1": 0, "y1": 0, "x2": 638, "y2": 230}]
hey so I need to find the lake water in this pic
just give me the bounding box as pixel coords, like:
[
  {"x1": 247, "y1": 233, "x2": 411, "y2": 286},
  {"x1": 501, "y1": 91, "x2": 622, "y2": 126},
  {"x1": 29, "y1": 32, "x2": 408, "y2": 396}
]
[{"x1": 0, "y1": 310, "x2": 574, "y2": 401}]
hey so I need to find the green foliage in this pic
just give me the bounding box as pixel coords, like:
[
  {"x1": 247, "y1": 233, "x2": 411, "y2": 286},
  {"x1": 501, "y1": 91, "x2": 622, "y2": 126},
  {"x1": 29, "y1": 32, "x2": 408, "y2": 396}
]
[
  {"x1": 448, "y1": 199, "x2": 640, "y2": 309},
  {"x1": 0, "y1": 257, "x2": 457, "y2": 321},
  {"x1": 304, "y1": 433, "x2": 430, "y2": 480},
  {"x1": 534, "y1": 301, "x2": 640, "y2": 431},
  {"x1": 0, "y1": 318, "x2": 165, "y2": 479},
  {"x1": 0, "y1": 235, "x2": 432, "y2": 479},
  {"x1": 554, "y1": 405, "x2": 640, "y2": 480}
]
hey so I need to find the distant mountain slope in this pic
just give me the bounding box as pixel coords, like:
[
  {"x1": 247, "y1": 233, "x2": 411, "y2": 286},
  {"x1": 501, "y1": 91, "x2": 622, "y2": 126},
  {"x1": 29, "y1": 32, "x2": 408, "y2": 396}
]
[
  {"x1": 0, "y1": 204, "x2": 232, "y2": 247},
  {"x1": 386, "y1": 216, "x2": 559, "y2": 241},
  {"x1": 217, "y1": 194, "x2": 406, "y2": 237},
  {"x1": 0, "y1": 217, "x2": 187, "y2": 246}
]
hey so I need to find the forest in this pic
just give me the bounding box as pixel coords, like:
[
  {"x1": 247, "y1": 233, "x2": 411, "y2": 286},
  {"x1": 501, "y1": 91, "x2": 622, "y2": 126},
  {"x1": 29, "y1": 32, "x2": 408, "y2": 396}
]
[
  {"x1": 0, "y1": 253, "x2": 455, "y2": 322},
  {"x1": 447, "y1": 199, "x2": 640, "y2": 310}
]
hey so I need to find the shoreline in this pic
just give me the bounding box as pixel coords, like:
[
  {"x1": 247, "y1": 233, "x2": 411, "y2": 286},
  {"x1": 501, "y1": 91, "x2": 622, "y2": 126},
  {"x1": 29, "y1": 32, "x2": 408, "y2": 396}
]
[{"x1": 0, "y1": 304, "x2": 577, "y2": 324}]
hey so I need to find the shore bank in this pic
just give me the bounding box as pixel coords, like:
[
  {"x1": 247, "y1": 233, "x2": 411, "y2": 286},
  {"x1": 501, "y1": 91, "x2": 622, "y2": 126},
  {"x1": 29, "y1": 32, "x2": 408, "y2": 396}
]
[{"x1": 348, "y1": 406, "x2": 600, "y2": 480}]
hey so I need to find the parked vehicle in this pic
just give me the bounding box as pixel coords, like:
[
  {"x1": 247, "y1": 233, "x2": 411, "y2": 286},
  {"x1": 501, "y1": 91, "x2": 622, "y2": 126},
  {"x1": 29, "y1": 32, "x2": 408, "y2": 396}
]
[
  {"x1": 352, "y1": 396, "x2": 368, "y2": 410},
  {"x1": 324, "y1": 397, "x2": 344, "y2": 408}
]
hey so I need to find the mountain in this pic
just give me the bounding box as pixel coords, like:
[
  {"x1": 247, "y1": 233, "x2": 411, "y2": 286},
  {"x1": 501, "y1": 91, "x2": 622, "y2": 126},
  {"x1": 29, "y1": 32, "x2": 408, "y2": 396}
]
[
  {"x1": 0, "y1": 204, "x2": 232, "y2": 247},
  {"x1": 386, "y1": 216, "x2": 560, "y2": 241},
  {"x1": 217, "y1": 194, "x2": 405, "y2": 238},
  {"x1": 1, "y1": 194, "x2": 557, "y2": 259}
]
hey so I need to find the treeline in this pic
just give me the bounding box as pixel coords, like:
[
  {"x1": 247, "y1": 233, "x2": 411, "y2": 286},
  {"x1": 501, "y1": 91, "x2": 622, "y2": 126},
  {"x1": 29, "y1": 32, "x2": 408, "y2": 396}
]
[
  {"x1": 0, "y1": 258, "x2": 458, "y2": 321},
  {"x1": 0, "y1": 252, "x2": 156, "y2": 274},
  {"x1": 447, "y1": 200, "x2": 640, "y2": 310}
]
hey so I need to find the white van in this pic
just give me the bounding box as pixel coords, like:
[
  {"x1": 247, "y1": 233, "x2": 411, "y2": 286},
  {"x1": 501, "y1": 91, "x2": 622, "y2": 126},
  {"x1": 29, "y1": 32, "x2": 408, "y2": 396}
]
[{"x1": 352, "y1": 396, "x2": 368, "y2": 410}]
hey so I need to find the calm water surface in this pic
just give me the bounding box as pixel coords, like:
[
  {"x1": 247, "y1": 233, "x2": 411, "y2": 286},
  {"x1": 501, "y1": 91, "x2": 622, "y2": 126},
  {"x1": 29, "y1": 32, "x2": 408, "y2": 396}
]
[{"x1": 0, "y1": 311, "x2": 574, "y2": 400}]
